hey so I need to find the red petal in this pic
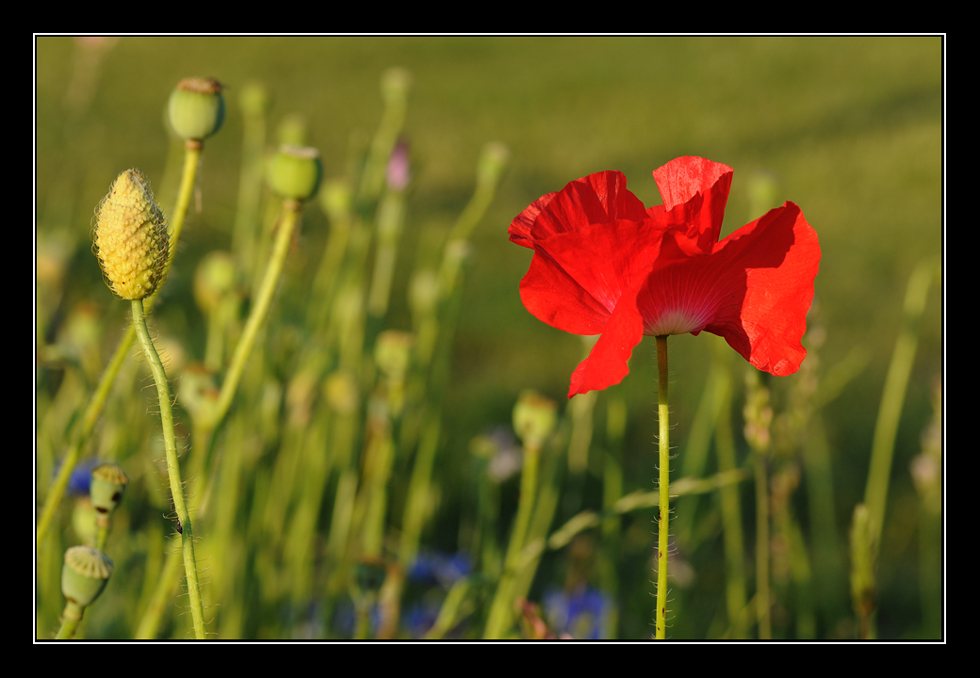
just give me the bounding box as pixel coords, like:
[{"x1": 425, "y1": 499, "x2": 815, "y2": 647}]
[
  {"x1": 701, "y1": 202, "x2": 820, "y2": 376},
  {"x1": 518, "y1": 218, "x2": 669, "y2": 336},
  {"x1": 519, "y1": 248, "x2": 612, "y2": 335},
  {"x1": 532, "y1": 171, "x2": 648, "y2": 241},
  {"x1": 653, "y1": 156, "x2": 733, "y2": 251},
  {"x1": 568, "y1": 286, "x2": 645, "y2": 397},
  {"x1": 509, "y1": 191, "x2": 557, "y2": 249}
]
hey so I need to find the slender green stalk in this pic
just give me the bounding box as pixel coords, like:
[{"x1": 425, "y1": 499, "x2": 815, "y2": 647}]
[
  {"x1": 655, "y1": 335, "x2": 670, "y2": 639},
  {"x1": 713, "y1": 358, "x2": 748, "y2": 638},
  {"x1": 37, "y1": 143, "x2": 202, "y2": 551},
  {"x1": 863, "y1": 257, "x2": 938, "y2": 546},
  {"x1": 135, "y1": 535, "x2": 183, "y2": 639},
  {"x1": 55, "y1": 603, "x2": 84, "y2": 639},
  {"x1": 130, "y1": 298, "x2": 206, "y2": 639},
  {"x1": 754, "y1": 452, "x2": 771, "y2": 639},
  {"x1": 205, "y1": 201, "x2": 301, "y2": 436},
  {"x1": 484, "y1": 442, "x2": 540, "y2": 638}
]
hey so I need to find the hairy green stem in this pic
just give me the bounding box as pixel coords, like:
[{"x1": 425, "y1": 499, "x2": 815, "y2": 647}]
[
  {"x1": 131, "y1": 298, "x2": 206, "y2": 639},
  {"x1": 655, "y1": 335, "x2": 670, "y2": 639},
  {"x1": 37, "y1": 143, "x2": 202, "y2": 551}
]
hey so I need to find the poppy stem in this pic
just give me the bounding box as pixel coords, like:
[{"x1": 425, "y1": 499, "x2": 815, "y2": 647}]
[
  {"x1": 655, "y1": 335, "x2": 670, "y2": 639},
  {"x1": 131, "y1": 298, "x2": 207, "y2": 639}
]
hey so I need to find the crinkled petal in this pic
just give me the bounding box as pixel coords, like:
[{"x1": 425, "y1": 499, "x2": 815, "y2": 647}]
[
  {"x1": 700, "y1": 202, "x2": 820, "y2": 376},
  {"x1": 653, "y1": 156, "x2": 733, "y2": 251},
  {"x1": 519, "y1": 218, "x2": 671, "y2": 335},
  {"x1": 509, "y1": 191, "x2": 557, "y2": 249},
  {"x1": 568, "y1": 286, "x2": 645, "y2": 398},
  {"x1": 519, "y1": 247, "x2": 612, "y2": 335},
  {"x1": 531, "y1": 171, "x2": 649, "y2": 241}
]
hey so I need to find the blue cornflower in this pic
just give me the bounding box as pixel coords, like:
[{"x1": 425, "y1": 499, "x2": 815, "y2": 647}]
[
  {"x1": 409, "y1": 550, "x2": 472, "y2": 589},
  {"x1": 544, "y1": 585, "x2": 614, "y2": 640}
]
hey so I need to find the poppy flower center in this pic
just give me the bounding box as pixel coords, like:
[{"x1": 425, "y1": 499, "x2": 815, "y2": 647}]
[{"x1": 643, "y1": 305, "x2": 711, "y2": 337}]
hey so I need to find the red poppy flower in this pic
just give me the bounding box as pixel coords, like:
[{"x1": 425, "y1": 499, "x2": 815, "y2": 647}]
[{"x1": 510, "y1": 156, "x2": 820, "y2": 398}]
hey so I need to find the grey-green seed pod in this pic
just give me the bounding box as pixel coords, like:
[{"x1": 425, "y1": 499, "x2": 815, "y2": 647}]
[
  {"x1": 62, "y1": 546, "x2": 113, "y2": 608},
  {"x1": 320, "y1": 178, "x2": 352, "y2": 223},
  {"x1": 90, "y1": 464, "x2": 128, "y2": 516},
  {"x1": 169, "y1": 77, "x2": 225, "y2": 141},
  {"x1": 193, "y1": 250, "x2": 238, "y2": 315},
  {"x1": 513, "y1": 390, "x2": 558, "y2": 451},
  {"x1": 268, "y1": 145, "x2": 323, "y2": 201},
  {"x1": 239, "y1": 81, "x2": 270, "y2": 119}
]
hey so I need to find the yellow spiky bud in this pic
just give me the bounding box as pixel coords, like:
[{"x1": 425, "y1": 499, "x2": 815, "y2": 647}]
[{"x1": 93, "y1": 170, "x2": 169, "y2": 301}]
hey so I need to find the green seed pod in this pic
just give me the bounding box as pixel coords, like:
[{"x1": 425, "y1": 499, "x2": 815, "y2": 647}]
[
  {"x1": 193, "y1": 250, "x2": 238, "y2": 315},
  {"x1": 93, "y1": 170, "x2": 169, "y2": 300},
  {"x1": 268, "y1": 145, "x2": 323, "y2": 201},
  {"x1": 62, "y1": 546, "x2": 113, "y2": 608},
  {"x1": 239, "y1": 81, "x2": 269, "y2": 119},
  {"x1": 380, "y1": 67, "x2": 412, "y2": 106},
  {"x1": 513, "y1": 390, "x2": 558, "y2": 451},
  {"x1": 320, "y1": 178, "x2": 352, "y2": 223},
  {"x1": 89, "y1": 463, "x2": 128, "y2": 516},
  {"x1": 178, "y1": 362, "x2": 220, "y2": 425},
  {"x1": 168, "y1": 77, "x2": 225, "y2": 141}
]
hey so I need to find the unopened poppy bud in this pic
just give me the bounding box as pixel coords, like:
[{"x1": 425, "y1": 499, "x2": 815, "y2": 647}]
[
  {"x1": 380, "y1": 67, "x2": 412, "y2": 106},
  {"x1": 320, "y1": 178, "x2": 353, "y2": 223},
  {"x1": 477, "y1": 142, "x2": 510, "y2": 187},
  {"x1": 168, "y1": 77, "x2": 225, "y2": 141},
  {"x1": 93, "y1": 169, "x2": 169, "y2": 301},
  {"x1": 268, "y1": 145, "x2": 323, "y2": 201},
  {"x1": 239, "y1": 81, "x2": 269, "y2": 119},
  {"x1": 178, "y1": 363, "x2": 220, "y2": 424},
  {"x1": 62, "y1": 546, "x2": 113, "y2": 609},
  {"x1": 89, "y1": 463, "x2": 128, "y2": 516},
  {"x1": 513, "y1": 390, "x2": 558, "y2": 450}
]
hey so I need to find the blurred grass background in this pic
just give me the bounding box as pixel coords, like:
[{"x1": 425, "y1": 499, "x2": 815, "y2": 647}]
[{"x1": 35, "y1": 36, "x2": 942, "y2": 639}]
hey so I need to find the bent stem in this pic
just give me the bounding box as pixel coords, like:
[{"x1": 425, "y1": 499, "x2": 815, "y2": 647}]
[
  {"x1": 131, "y1": 298, "x2": 206, "y2": 639},
  {"x1": 655, "y1": 334, "x2": 670, "y2": 639}
]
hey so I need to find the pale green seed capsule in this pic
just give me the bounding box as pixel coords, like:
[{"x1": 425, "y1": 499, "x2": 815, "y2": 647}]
[
  {"x1": 89, "y1": 463, "x2": 128, "y2": 516},
  {"x1": 268, "y1": 145, "x2": 323, "y2": 201},
  {"x1": 193, "y1": 250, "x2": 238, "y2": 315},
  {"x1": 513, "y1": 390, "x2": 558, "y2": 451},
  {"x1": 93, "y1": 170, "x2": 169, "y2": 300},
  {"x1": 169, "y1": 77, "x2": 225, "y2": 141},
  {"x1": 320, "y1": 178, "x2": 352, "y2": 223},
  {"x1": 62, "y1": 546, "x2": 113, "y2": 608}
]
